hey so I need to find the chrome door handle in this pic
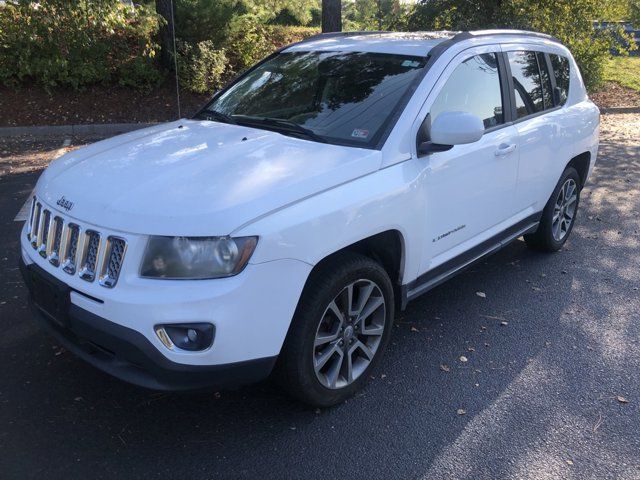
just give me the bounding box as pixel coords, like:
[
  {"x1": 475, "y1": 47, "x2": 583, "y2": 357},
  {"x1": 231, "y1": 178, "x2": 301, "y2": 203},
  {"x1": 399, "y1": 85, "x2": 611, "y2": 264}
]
[{"x1": 495, "y1": 143, "x2": 517, "y2": 156}]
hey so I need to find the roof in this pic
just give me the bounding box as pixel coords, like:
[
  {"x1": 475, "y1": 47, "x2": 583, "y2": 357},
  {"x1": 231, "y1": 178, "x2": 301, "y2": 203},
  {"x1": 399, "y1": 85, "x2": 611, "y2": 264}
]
[
  {"x1": 285, "y1": 31, "x2": 456, "y2": 57},
  {"x1": 284, "y1": 30, "x2": 562, "y2": 57}
]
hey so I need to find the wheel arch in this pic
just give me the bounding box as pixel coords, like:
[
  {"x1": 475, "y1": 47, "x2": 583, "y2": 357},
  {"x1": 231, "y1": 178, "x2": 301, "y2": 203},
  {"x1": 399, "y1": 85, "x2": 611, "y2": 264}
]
[
  {"x1": 566, "y1": 151, "x2": 591, "y2": 188},
  {"x1": 305, "y1": 230, "x2": 406, "y2": 311}
]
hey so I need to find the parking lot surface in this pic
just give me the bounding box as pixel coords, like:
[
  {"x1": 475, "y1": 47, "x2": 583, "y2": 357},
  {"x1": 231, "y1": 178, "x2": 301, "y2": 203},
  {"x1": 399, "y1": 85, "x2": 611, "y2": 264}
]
[{"x1": 1, "y1": 114, "x2": 639, "y2": 479}]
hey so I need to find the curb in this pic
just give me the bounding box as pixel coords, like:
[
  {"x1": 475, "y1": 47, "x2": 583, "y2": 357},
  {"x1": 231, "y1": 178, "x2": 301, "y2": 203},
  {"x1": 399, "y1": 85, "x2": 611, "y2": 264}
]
[{"x1": 0, "y1": 122, "x2": 156, "y2": 138}]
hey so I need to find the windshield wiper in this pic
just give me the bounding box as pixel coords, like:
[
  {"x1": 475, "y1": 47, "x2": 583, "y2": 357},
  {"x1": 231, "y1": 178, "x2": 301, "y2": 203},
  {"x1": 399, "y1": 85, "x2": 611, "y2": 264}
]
[
  {"x1": 195, "y1": 109, "x2": 237, "y2": 125},
  {"x1": 233, "y1": 115, "x2": 327, "y2": 143}
]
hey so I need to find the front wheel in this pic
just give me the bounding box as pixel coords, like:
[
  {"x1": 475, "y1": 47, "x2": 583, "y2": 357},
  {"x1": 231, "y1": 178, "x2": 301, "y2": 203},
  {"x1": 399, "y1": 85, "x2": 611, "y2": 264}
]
[
  {"x1": 276, "y1": 253, "x2": 394, "y2": 407},
  {"x1": 524, "y1": 166, "x2": 581, "y2": 252}
]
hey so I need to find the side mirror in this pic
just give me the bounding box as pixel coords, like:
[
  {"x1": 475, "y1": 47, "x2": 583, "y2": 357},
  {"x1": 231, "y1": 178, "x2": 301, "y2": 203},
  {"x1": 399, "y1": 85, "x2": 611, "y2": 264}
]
[{"x1": 418, "y1": 111, "x2": 484, "y2": 155}]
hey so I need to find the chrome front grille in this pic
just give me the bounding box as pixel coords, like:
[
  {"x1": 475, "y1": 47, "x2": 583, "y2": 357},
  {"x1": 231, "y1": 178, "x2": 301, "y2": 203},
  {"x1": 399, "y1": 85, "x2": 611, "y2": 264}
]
[{"x1": 27, "y1": 197, "x2": 127, "y2": 288}]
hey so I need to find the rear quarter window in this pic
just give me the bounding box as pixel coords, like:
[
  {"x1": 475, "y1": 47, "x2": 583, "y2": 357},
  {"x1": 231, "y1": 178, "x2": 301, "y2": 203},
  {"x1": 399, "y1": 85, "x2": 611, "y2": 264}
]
[{"x1": 549, "y1": 54, "x2": 570, "y2": 105}]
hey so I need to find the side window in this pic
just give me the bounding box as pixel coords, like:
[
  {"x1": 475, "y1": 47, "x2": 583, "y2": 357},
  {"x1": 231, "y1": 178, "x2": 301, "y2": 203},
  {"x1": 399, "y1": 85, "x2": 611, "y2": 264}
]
[
  {"x1": 430, "y1": 53, "x2": 504, "y2": 130},
  {"x1": 507, "y1": 51, "x2": 546, "y2": 119},
  {"x1": 537, "y1": 52, "x2": 553, "y2": 109},
  {"x1": 550, "y1": 54, "x2": 570, "y2": 105}
]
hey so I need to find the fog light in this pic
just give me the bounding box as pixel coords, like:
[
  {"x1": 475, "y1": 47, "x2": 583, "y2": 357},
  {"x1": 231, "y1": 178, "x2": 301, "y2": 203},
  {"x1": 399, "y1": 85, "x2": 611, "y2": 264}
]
[{"x1": 155, "y1": 323, "x2": 214, "y2": 351}]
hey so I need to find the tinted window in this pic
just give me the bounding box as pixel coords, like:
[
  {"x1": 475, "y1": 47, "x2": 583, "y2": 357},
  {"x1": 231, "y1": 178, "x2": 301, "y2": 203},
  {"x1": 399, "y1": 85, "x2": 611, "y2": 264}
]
[
  {"x1": 203, "y1": 51, "x2": 427, "y2": 147},
  {"x1": 508, "y1": 51, "x2": 546, "y2": 119},
  {"x1": 537, "y1": 52, "x2": 553, "y2": 109},
  {"x1": 430, "y1": 53, "x2": 504, "y2": 129},
  {"x1": 550, "y1": 54, "x2": 570, "y2": 105}
]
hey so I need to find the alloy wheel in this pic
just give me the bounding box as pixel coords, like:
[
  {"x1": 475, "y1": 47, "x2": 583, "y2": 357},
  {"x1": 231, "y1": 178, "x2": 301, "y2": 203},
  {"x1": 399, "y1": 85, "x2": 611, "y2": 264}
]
[
  {"x1": 552, "y1": 178, "x2": 578, "y2": 241},
  {"x1": 313, "y1": 279, "x2": 386, "y2": 389}
]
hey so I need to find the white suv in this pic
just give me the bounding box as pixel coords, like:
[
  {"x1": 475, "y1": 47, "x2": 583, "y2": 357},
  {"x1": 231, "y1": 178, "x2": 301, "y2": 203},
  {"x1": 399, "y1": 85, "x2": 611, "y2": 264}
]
[{"x1": 20, "y1": 30, "x2": 599, "y2": 406}]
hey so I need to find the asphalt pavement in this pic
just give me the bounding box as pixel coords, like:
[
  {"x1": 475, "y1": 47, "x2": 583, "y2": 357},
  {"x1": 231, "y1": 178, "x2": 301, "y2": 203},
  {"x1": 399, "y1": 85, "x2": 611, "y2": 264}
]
[{"x1": 0, "y1": 117, "x2": 638, "y2": 479}]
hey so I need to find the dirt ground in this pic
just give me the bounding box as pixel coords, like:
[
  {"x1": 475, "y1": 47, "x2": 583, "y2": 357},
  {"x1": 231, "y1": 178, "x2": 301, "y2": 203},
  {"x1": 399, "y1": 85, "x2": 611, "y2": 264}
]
[{"x1": 0, "y1": 81, "x2": 209, "y2": 127}]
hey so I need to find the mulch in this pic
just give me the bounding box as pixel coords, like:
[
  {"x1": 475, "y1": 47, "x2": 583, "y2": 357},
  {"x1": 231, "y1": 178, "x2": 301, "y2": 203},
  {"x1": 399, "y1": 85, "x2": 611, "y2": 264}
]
[
  {"x1": 590, "y1": 82, "x2": 640, "y2": 110},
  {"x1": 0, "y1": 80, "x2": 209, "y2": 127},
  {"x1": 0, "y1": 80, "x2": 638, "y2": 128}
]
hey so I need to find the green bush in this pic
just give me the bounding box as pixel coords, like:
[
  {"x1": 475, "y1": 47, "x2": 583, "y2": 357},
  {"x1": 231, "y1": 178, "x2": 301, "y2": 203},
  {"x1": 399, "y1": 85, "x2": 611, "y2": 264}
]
[
  {"x1": 226, "y1": 16, "x2": 318, "y2": 72},
  {"x1": 0, "y1": 0, "x2": 160, "y2": 90},
  {"x1": 177, "y1": 40, "x2": 227, "y2": 93}
]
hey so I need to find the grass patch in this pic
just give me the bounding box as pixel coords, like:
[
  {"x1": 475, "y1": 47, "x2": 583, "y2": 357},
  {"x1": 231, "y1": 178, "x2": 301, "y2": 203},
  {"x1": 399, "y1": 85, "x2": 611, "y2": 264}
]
[{"x1": 603, "y1": 56, "x2": 640, "y2": 92}]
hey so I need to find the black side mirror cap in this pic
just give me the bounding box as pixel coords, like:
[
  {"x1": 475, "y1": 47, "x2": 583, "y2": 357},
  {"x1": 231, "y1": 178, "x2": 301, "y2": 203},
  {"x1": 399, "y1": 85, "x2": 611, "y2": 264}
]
[{"x1": 417, "y1": 141, "x2": 453, "y2": 156}]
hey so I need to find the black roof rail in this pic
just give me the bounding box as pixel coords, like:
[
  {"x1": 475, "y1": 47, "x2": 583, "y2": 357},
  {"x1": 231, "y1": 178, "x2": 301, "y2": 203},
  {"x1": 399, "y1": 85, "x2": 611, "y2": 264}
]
[
  {"x1": 451, "y1": 29, "x2": 562, "y2": 45},
  {"x1": 297, "y1": 31, "x2": 391, "y2": 44}
]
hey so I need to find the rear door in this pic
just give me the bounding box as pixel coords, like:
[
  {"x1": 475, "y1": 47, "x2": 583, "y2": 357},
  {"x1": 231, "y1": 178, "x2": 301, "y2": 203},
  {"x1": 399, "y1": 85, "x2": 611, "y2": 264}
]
[
  {"x1": 413, "y1": 46, "x2": 521, "y2": 274},
  {"x1": 503, "y1": 47, "x2": 567, "y2": 213}
]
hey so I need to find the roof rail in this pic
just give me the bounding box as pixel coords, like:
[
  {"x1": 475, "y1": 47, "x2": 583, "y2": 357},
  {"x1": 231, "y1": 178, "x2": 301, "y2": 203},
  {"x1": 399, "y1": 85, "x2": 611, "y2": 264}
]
[
  {"x1": 452, "y1": 29, "x2": 562, "y2": 44},
  {"x1": 297, "y1": 31, "x2": 391, "y2": 44}
]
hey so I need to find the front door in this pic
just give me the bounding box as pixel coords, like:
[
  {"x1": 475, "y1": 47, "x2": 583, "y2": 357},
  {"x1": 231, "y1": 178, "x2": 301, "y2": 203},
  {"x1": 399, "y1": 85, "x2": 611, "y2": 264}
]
[{"x1": 415, "y1": 48, "x2": 520, "y2": 274}]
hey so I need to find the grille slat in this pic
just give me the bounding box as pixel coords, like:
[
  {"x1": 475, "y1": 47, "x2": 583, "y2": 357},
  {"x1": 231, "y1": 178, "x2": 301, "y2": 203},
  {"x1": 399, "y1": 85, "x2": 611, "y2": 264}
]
[
  {"x1": 99, "y1": 237, "x2": 127, "y2": 288},
  {"x1": 30, "y1": 202, "x2": 41, "y2": 248},
  {"x1": 38, "y1": 210, "x2": 51, "y2": 258},
  {"x1": 62, "y1": 223, "x2": 80, "y2": 275},
  {"x1": 26, "y1": 197, "x2": 127, "y2": 288},
  {"x1": 48, "y1": 216, "x2": 64, "y2": 266},
  {"x1": 79, "y1": 230, "x2": 100, "y2": 282}
]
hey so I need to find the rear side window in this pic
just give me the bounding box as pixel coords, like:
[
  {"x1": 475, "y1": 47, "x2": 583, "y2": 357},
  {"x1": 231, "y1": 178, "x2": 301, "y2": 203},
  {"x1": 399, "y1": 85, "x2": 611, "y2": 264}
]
[
  {"x1": 507, "y1": 51, "x2": 546, "y2": 119},
  {"x1": 430, "y1": 53, "x2": 504, "y2": 129},
  {"x1": 550, "y1": 54, "x2": 570, "y2": 105}
]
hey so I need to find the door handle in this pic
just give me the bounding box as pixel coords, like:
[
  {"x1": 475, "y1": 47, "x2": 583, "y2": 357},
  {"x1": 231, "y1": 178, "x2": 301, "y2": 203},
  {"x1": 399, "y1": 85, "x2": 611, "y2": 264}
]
[{"x1": 495, "y1": 143, "x2": 517, "y2": 156}]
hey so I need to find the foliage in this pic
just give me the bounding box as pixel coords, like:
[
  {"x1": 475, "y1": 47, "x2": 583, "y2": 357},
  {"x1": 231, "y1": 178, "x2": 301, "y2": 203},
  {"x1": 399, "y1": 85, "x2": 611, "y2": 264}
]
[
  {"x1": 407, "y1": 0, "x2": 634, "y2": 91},
  {"x1": 603, "y1": 56, "x2": 640, "y2": 92},
  {"x1": 0, "y1": 0, "x2": 161, "y2": 90},
  {"x1": 226, "y1": 15, "x2": 317, "y2": 72},
  {"x1": 343, "y1": 0, "x2": 410, "y2": 31},
  {"x1": 176, "y1": 40, "x2": 227, "y2": 93}
]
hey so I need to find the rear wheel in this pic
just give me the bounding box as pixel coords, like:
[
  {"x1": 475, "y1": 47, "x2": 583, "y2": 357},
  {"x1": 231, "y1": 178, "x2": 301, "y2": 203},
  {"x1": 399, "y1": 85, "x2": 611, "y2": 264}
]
[
  {"x1": 525, "y1": 166, "x2": 581, "y2": 252},
  {"x1": 276, "y1": 253, "x2": 394, "y2": 407}
]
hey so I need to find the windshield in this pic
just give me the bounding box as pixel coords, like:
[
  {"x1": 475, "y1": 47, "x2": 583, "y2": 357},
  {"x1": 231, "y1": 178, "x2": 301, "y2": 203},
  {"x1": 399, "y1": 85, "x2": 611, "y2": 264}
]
[{"x1": 199, "y1": 51, "x2": 428, "y2": 148}]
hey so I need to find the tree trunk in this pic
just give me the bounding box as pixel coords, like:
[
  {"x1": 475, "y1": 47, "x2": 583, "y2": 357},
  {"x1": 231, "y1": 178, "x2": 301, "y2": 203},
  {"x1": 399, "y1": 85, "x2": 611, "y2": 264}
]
[
  {"x1": 322, "y1": 0, "x2": 342, "y2": 32},
  {"x1": 156, "y1": 0, "x2": 174, "y2": 70}
]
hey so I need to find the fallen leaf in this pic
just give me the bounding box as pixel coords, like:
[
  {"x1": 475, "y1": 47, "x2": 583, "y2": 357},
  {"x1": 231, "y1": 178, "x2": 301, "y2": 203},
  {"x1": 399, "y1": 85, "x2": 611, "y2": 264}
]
[
  {"x1": 459, "y1": 355, "x2": 468, "y2": 363},
  {"x1": 476, "y1": 291, "x2": 486, "y2": 298},
  {"x1": 457, "y1": 409, "x2": 466, "y2": 415},
  {"x1": 617, "y1": 396, "x2": 629, "y2": 404},
  {"x1": 440, "y1": 364, "x2": 451, "y2": 372}
]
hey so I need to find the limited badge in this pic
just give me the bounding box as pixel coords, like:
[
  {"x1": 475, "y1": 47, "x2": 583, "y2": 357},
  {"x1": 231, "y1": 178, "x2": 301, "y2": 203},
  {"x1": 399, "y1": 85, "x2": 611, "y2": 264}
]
[{"x1": 351, "y1": 128, "x2": 369, "y2": 139}]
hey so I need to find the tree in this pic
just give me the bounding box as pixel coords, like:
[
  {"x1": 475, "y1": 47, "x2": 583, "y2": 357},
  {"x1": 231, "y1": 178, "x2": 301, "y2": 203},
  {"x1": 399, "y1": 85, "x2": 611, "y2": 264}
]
[
  {"x1": 156, "y1": 0, "x2": 175, "y2": 70},
  {"x1": 322, "y1": 0, "x2": 341, "y2": 32},
  {"x1": 407, "y1": 0, "x2": 633, "y2": 90}
]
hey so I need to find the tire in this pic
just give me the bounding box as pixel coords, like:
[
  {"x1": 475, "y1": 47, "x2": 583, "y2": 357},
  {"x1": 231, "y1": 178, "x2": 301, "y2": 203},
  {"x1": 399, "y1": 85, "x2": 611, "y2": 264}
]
[
  {"x1": 524, "y1": 166, "x2": 581, "y2": 252},
  {"x1": 275, "y1": 252, "x2": 394, "y2": 407}
]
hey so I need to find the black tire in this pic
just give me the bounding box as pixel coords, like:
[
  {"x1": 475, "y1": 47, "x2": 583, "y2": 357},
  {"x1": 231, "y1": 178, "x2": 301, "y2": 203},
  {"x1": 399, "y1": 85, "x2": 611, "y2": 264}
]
[
  {"x1": 275, "y1": 252, "x2": 394, "y2": 407},
  {"x1": 524, "y1": 166, "x2": 581, "y2": 252}
]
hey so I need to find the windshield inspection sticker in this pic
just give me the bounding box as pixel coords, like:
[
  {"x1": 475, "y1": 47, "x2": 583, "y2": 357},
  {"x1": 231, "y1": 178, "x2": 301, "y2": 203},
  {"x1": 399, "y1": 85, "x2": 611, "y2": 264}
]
[
  {"x1": 402, "y1": 60, "x2": 421, "y2": 68},
  {"x1": 351, "y1": 128, "x2": 369, "y2": 139}
]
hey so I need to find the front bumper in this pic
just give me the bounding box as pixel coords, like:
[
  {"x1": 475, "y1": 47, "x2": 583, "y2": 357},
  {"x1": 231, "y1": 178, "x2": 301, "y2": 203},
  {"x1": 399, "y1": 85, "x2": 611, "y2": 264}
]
[{"x1": 21, "y1": 259, "x2": 277, "y2": 390}]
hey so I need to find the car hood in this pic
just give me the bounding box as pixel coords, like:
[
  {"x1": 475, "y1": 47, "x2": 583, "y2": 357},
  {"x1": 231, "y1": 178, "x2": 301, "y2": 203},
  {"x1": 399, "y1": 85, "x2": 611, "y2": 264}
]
[{"x1": 36, "y1": 120, "x2": 382, "y2": 235}]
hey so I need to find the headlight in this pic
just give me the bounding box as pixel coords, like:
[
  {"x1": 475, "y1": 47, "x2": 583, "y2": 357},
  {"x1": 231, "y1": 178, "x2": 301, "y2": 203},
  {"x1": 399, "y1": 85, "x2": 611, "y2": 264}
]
[{"x1": 140, "y1": 236, "x2": 258, "y2": 279}]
